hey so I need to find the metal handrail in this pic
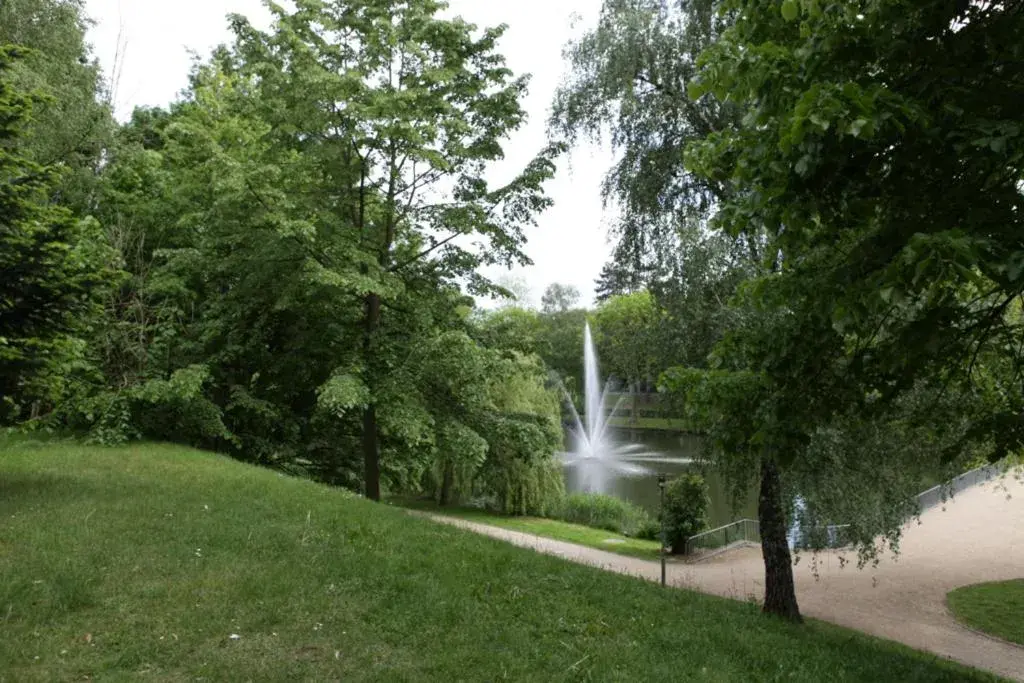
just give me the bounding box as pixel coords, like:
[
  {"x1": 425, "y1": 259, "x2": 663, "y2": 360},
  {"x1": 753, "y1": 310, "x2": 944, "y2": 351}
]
[
  {"x1": 681, "y1": 463, "x2": 1009, "y2": 555},
  {"x1": 685, "y1": 518, "x2": 760, "y2": 555},
  {"x1": 689, "y1": 518, "x2": 760, "y2": 540}
]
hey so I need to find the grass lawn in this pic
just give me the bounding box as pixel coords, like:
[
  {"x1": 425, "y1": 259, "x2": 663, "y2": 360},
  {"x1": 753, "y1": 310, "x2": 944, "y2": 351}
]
[
  {"x1": 393, "y1": 497, "x2": 663, "y2": 561},
  {"x1": 0, "y1": 436, "x2": 998, "y2": 681},
  {"x1": 947, "y1": 579, "x2": 1024, "y2": 646}
]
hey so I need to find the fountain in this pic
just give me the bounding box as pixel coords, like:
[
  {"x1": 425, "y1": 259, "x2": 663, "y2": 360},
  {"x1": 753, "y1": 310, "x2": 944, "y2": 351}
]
[{"x1": 561, "y1": 322, "x2": 659, "y2": 493}]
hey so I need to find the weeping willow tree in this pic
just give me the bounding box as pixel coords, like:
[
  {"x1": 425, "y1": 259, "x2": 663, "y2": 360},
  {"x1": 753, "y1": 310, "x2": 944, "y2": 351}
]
[{"x1": 413, "y1": 331, "x2": 564, "y2": 515}]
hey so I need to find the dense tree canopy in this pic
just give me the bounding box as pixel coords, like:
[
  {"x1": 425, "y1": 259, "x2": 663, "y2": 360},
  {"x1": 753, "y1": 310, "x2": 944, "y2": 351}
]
[
  {"x1": 0, "y1": 44, "x2": 111, "y2": 422},
  {"x1": 2, "y1": 0, "x2": 568, "y2": 515},
  {"x1": 0, "y1": 0, "x2": 113, "y2": 209}
]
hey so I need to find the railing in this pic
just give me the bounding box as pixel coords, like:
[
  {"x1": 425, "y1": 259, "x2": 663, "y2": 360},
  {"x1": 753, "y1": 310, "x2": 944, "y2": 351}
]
[
  {"x1": 915, "y1": 463, "x2": 1004, "y2": 513},
  {"x1": 684, "y1": 518, "x2": 761, "y2": 556},
  {"x1": 681, "y1": 463, "x2": 1008, "y2": 557}
]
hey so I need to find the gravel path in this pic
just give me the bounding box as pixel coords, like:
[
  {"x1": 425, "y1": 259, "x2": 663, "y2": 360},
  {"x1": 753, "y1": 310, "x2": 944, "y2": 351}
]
[{"x1": 425, "y1": 472, "x2": 1024, "y2": 681}]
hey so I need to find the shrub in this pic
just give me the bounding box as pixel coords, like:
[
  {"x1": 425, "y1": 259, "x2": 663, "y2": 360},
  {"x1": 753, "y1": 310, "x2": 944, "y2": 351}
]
[
  {"x1": 664, "y1": 473, "x2": 710, "y2": 554},
  {"x1": 554, "y1": 492, "x2": 653, "y2": 537},
  {"x1": 634, "y1": 516, "x2": 662, "y2": 541}
]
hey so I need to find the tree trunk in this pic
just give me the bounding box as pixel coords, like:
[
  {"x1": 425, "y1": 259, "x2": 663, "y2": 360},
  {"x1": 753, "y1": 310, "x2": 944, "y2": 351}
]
[
  {"x1": 439, "y1": 461, "x2": 454, "y2": 506},
  {"x1": 759, "y1": 456, "x2": 802, "y2": 622},
  {"x1": 361, "y1": 292, "x2": 382, "y2": 501},
  {"x1": 362, "y1": 403, "x2": 380, "y2": 500}
]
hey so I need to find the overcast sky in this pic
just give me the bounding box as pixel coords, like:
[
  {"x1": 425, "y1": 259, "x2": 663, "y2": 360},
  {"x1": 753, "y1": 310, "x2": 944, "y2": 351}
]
[{"x1": 82, "y1": 0, "x2": 617, "y2": 307}]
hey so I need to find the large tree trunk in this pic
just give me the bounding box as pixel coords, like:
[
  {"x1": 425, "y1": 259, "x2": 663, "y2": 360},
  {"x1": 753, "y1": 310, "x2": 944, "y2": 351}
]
[
  {"x1": 361, "y1": 292, "x2": 382, "y2": 501},
  {"x1": 759, "y1": 456, "x2": 802, "y2": 622}
]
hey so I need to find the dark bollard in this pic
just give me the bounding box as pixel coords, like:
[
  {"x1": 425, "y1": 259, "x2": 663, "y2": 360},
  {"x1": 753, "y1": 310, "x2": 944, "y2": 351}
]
[{"x1": 658, "y1": 473, "x2": 667, "y2": 587}]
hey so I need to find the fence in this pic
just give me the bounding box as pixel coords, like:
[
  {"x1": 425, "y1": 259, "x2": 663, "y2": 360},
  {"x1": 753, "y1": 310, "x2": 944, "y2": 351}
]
[
  {"x1": 914, "y1": 463, "x2": 1004, "y2": 513},
  {"x1": 681, "y1": 463, "x2": 1008, "y2": 557},
  {"x1": 684, "y1": 518, "x2": 761, "y2": 556}
]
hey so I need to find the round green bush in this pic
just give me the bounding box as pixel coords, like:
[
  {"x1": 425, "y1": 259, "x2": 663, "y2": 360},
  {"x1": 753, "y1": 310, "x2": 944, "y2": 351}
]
[
  {"x1": 663, "y1": 473, "x2": 710, "y2": 554},
  {"x1": 633, "y1": 517, "x2": 661, "y2": 541}
]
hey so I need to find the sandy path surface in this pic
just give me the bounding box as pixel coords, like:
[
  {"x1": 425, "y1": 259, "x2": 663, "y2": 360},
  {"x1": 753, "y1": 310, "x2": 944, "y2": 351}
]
[{"x1": 425, "y1": 472, "x2": 1024, "y2": 681}]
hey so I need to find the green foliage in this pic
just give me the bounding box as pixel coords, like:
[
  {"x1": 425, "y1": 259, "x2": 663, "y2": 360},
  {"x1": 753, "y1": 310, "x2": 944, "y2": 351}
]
[
  {"x1": 537, "y1": 308, "x2": 587, "y2": 390},
  {"x1": 390, "y1": 332, "x2": 566, "y2": 514},
  {"x1": 663, "y1": 473, "x2": 711, "y2": 554},
  {"x1": 480, "y1": 453, "x2": 565, "y2": 517},
  {"x1": 553, "y1": 492, "x2": 654, "y2": 537},
  {"x1": 4, "y1": 0, "x2": 563, "y2": 501},
  {"x1": 0, "y1": 46, "x2": 113, "y2": 423},
  {"x1": 316, "y1": 372, "x2": 370, "y2": 418},
  {"x1": 552, "y1": 0, "x2": 733, "y2": 238},
  {"x1": 685, "y1": 0, "x2": 1024, "y2": 462},
  {"x1": 540, "y1": 283, "x2": 581, "y2": 313},
  {"x1": 559, "y1": 0, "x2": 1024, "y2": 620},
  {"x1": 633, "y1": 515, "x2": 662, "y2": 541},
  {"x1": 470, "y1": 307, "x2": 544, "y2": 357},
  {"x1": 552, "y1": 0, "x2": 743, "y2": 311},
  {"x1": 591, "y1": 291, "x2": 660, "y2": 387},
  {"x1": 52, "y1": 365, "x2": 233, "y2": 449},
  {"x1": 0, "y1": 0, "x2": 114, "y2": 208}
]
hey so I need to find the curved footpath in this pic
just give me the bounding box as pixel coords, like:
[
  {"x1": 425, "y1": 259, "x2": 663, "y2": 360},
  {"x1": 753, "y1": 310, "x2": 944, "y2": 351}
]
[{"x1": 424, "y1": 472, "x2": 1024, "y2": 681}]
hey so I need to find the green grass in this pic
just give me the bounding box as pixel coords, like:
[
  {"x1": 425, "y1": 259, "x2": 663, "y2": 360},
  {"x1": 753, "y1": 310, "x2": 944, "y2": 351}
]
[
  {"x1": 0, "y1": 436, "x2": 999, "y2": 682},
  {"x1": 393, "y1": 498, "x2": 663, "y2": 560},
  {"x1": 947, "y1": 579, "x2": 1024, "y2": 646}
]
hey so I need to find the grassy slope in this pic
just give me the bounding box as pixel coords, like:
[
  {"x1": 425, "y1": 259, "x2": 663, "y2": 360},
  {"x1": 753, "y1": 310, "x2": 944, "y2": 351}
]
[
  {"x1": 947, "y1": 580, "x2": 1024, "y2": 646},
  {"x1": 393, "y1": 498, "x2": 662, "y2": 561},
  {"x1": 0, "y1": 438, "x2": 997, "y2": 682}
]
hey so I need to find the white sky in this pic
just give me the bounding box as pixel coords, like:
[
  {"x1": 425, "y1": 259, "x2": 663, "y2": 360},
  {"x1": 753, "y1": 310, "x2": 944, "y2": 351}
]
[{"x1": 82, "y1": 0, "x2": 617, "y2": 307}]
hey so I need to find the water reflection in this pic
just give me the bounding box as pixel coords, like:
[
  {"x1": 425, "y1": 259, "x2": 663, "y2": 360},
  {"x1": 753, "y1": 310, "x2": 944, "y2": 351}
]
[{"x1": 562, "y1": 429, "x2": 758, "y2": 528}]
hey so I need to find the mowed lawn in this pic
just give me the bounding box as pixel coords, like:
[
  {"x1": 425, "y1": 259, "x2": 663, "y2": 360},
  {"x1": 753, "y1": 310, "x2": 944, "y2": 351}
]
[
  {"x1": 393, "y1": 498, "x2": 663, "y2": 561},
  {"x1": 948, "y1": 579, "x2": 1024, "y2": 646},
  {"x1": 0, "y1": 437, "x2": 998, "y2": 681}
]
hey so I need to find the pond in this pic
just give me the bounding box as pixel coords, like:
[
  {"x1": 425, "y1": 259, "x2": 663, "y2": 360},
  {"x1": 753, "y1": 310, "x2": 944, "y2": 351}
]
[{"x1": 562, "y1": 429, "x2": 758, "y2": 529}]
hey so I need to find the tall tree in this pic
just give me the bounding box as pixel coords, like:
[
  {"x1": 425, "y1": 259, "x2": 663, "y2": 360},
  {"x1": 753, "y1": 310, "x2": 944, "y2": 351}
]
[
  {"x1": 552, "y1": 0, "x2": 809, "y2": 619},
  {"x1": 591, "y1": 291, "x2": 659, "y2": 391},
  {"x1": 0, "y1": 46, "x2": 109, "y2": 422},
  {"x1": 540, "y1": 283, "x2": 581, "y2": 313},
  {"x1": 141, "y1": 0, "x2": 562, "y2": 499},
  {"x1": 687, "y1": 0, "x2": 1024, "y2": 470},
  {"x1": 674, "y1": 0, "x2": 1024, "y2": 619},
  {"x1": 552, "y1": 0, "x2": 739, "y2": 286},
  {"x1": 0, "y1": 0, "x2": 113, "y2": 210}
]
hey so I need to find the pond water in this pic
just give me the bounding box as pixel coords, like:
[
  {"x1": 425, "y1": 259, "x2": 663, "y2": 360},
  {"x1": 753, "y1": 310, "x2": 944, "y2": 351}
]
[{"x1": 562, "y1": 430, "x2": 758, "y2": 529}]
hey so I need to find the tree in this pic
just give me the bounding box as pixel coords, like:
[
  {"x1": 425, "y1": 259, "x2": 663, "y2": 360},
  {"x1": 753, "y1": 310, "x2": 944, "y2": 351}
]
[
  {"x1": 687, "y1": 0, "x2": 1024, "y2": 469},
  {"x1": 687, "y1": 0, "x2": 1024, "y2": 445},
  {"x1": 594, "y1": 255, "x2": 644, "y2": 302},
  {"x1": 0, "y1": 0, "x2": 114, "y2": 210},
  {"x1": 673, "y1": 0, "x2": 1024, "y2": 619},
  {"x1": 663, "y1": 473, "x2": 710, "y2": 554},
  {"x1": 535, "y1": 307, "x2": 587, "y2": 400},
  {"x1": 552, "y1": 0, "x2": 739, "y2": 291},
  {"x1": 493, "y1": 274, "x2": 535, "y2": 309},
  {"x1": 0, "y1": 46, "x2": 109, "y2": 422},
  {"x1": 591, "y1": 291, "x2": 660, "y2": 391},
  {"x1": 649, "y1": 227, "x2": 754, "y2": 372},
  {"x1": 540, "y1": 283, "x2": 581, "y2": 313},
  {"x1": 55, "y1": 0, "x2": 562, "y2": 499},
  {"x1": 198, "y1": 0, "x2": 562, "y2": 500}
]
